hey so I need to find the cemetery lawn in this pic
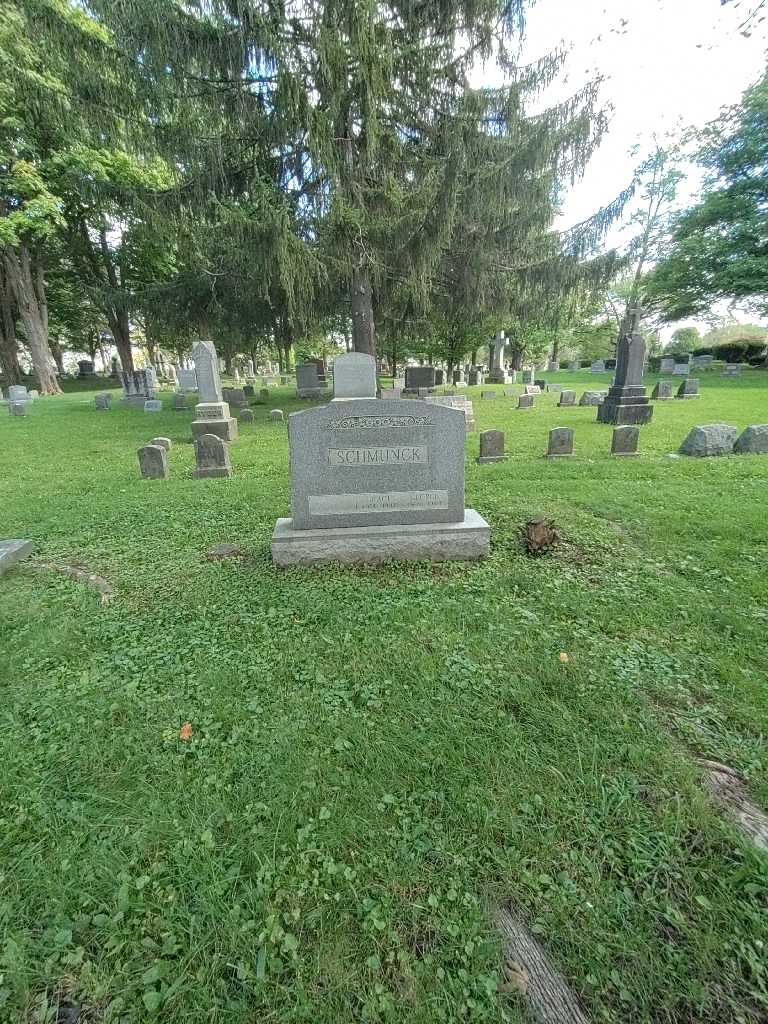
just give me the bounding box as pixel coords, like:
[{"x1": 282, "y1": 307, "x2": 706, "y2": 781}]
[{"x1": 3, "y1": 372, "x2": 768, "y2": 1024}]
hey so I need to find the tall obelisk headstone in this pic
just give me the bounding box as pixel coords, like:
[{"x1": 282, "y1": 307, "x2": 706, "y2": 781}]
[
  {"x1": 191, "y1": 339, "x2": 238, "y2": 441},
  {"x1": 488, "y1": 332, "x2": 509, "y2": 384},
  {"x1": 597, "y1": 306, "x2": 653, "y2": 426}
]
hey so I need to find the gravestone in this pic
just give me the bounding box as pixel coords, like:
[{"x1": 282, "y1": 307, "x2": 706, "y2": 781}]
[
  {"x1": 452, "y1": 370, "x2": 465, "y2": 384},
  {"x1": 481, "y1": 390, "x2": 498, "y2": 399},
  {"x1": 227, "y1": 388, "x2": 248, "y2": 409},
  {"x1": 651, "y1": 380, "x2": 674, "y2": 400},
  {"x1": 597, "y1": 306, "x2": 653, "y2": 425},
  {"x1": 517, "y1": 394, "x2": 534, "y2": 410},
  {"x1": 29, "y1": 390, "x2": 39, "y2": 399},
  {"x1": 193, "y1": 433, "x2": 233, "y2": 478},
  {"x1": 0, "y1": 539, "x2": 33, "y2": 575},
  {"x1": 296, "y1": 363, "x2": 326, "y2": 399},
  {"x1": 477, "y1": 429, "x2": 508, "y2": 464},
  {"x1": 590, "y1": 360, "x2": 605, "y2": 372},
  {"x1": 172, "y1": 392, "x2": 188, "y2": 410},
  {"x1": 547, "y1": 360, "x2": 559, "y2": 373},
  {"x1": 77, "y1": 359, "x2": 96, "y2": 377},
  {"x1": 270, "y1": 409, "x2": 284, "y2": 422},
  {"x1": 734, "y1": 424, "x2": 768, "y2": 454},
  {"x1": 680, "y1": 424, "x2": 737, "y2": 457},
  {"x1": 488, "y1": 332, "x2": 510, "y2": 384},
  {"x1": 425, "y1": 394, "x2": 475, "y2": 433},
  {"x1": 611, "y1": 426, "x2": 640, "y2": 457},
  {"x1": 722, "y1": 363, "x2": 742, "y2": 377},
  {"x1": 9, "y1": 401, "x2": 28, "y2": 416},
  {"x1": 405, "y1": 366, "x2": 436, "y2": 391},
  {"x1": 260, "y1": 388, "x2": 270, "y2": 400},
  {"x1": 547, "y1": 427, "x2": 574, "y2": 457},
  {"x1": 435, "y1": 369, "x2": 445, "y2": 385},
  {"x1": 660, "y1": 357, "x2": 675, "y2": 373},
  {"x1": 605, "y1": 359, "x2": 617, "y2": 371},
  {"x1": 271, "y1": 397, "x2": 490, "y2": 566},
  {"x1": 534, "y1": 379, "x2": 547, "y2": 390},
  {"x1": 693, "y1": 354, "x2": 713, "y2": 369},
  {"x1": 467, "y1": 369, "x2": 484, "y2": 386},
  {"x1": 239, "y1": 408, "x2": 254, "y2": 423},
  {"x1": 8, "y1": 385, "x2": 29, "y2": 402},
  {"x1": 138, "y1": 444, "x2": 169, "y2": 479},
  {"x1": 95, "y1": 393, "x2": 112, "y2": 410},
  {"x1": 676, "y1": 378, "x2": 700, "y2": 399},
  {"x1": 558, "y1": 390, "x2": 576, "y2": 406},
  {"x1": 673, "y1": 363, "x2": 690, "y2": 376},
  {"x1": 334, "y1": 353, "x2": 377, "y2": 400},
  {"x1": 521, "y1": 369, "x2": 534, "y2": 384},
  {"x1": 151, "y1": 436, "x2": 172, "y2": 451},
  {"x1": 191, "y1": 339, "x2": 238, "y2": 441},
  {"x1": 548, "y1": 383, "x2": 562, "y2": 393},
  {"x1": 379, "y1": 388, "x2": 402, "y2": 400},
  {"x1": 579, "y1": 390, "x2": 605, "y2": 406},
  {"x1": 524, "y1": 384, "x2": 541, "y2": 395},
  {"x1": 177, "y1": 367, "x2": 198, "y2": 392},
  {"x1": 120, "y1": 368, "x2": 156, "y2": 406},
  {"x1": 144, "y1": 399, "x2": 162, "y2": 412},
  {"x1": 568, "y1": 361, "x2": 580, "y2": 372},
  {"x1": 243, "y1": 384, "x2": 255, "y2": 399}
]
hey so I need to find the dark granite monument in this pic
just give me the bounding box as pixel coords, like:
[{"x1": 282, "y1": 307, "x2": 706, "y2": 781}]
[{"x1": 597, "y1": 306, "x2": 653, "y2": 426}]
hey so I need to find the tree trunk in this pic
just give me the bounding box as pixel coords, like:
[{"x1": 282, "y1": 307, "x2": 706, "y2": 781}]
[
  {"x1": 0, "y1": 270, "x2": 22, "y2": 385},
  {"x1": 351, "y1": 261, "x2": 376, "y2": 357},
  {"x1": 49, "y1": 338, "x2": 65, "y2": 375},
  {"x1": 552, "y1": 338, "x2": 560, "y2": 363},
  {"x1": 107, "y1": 309, "x2": 133, "y2": 373},
  {"x1": 2, "y1": 244, "x2": 61, "y2": 394}
]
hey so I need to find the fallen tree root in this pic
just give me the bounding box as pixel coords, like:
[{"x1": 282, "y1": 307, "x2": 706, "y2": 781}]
[
  {"x1": 32, "y1": 562, "x2": 115, "y2": 605},
  {"x1": 495, "y1": 905, "x2": 590, "y2": 1024},
  {"x1": 700, "y1": 759, "x2": 768, "y2": 853}
]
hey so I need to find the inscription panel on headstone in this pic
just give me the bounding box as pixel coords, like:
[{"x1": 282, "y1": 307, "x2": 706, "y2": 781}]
[
  {"x1": 289, "y1": 398, "x2": 464, "y2": 529},
  {"x1": 328, "y1": 446, "x2": 428, "y2": 466}
]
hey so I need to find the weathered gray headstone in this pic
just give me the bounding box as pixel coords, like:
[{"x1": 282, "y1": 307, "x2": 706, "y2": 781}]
[
  {"x1": 193, "y1": 433, "x2": 233, "y2": 478},
  {"x1": 734, "y1": 424, "x2": 768, "y2": 454},
  {"x1": 548, "y1": 383, "x2": 562, "y2": 393},
  {"x1": 138, "y1": 444, "x2": 169, "y2": 479},
  {"x1": 590, "y1": 360, "x2": 605, "y2": 372},
  {"x1": 722, "y1": 363, "x2": 742, "y2": 377},
  {"x1": 270, "y1": 409, "x2": 284, "y2": 422},
  {"x1": 547, "y1": 427, "x2": 574, "y2": 457},
  {"x1": 177, "y1": 367, "x2": 198, "y2": 392},
  {"x1": 9, "y1": 401, "x2": 29, "y2": 416},
  {"x1": 579, "y1": 390, "x2": 605, "y2": 406},
  {"x1": 28, "y1": 390, "x2": 39, "y2": 400},
  {"x1": 558, "y1": 390, "x2": 576, "y2": 406},
  {"x1": 192, "y1": 339, "x2": 223, "y2": 403},
  {"x1": 452, "y1": 370, "x2": 465, "y2": 384},
  {"x1": 660, "y1": 357, "x2": 675, "y2": 373},
  {"x1": 597, "y1": 306, "x2": 652, "y2": 426},
  {"x1": 260, "y1": 388, "x2": 270, "y2": 401},
  {"x1": 568, "y1": 361, "x2": 580, "y2": 372},
  {"x1": 0, "y1": 539, "x2": 34, "y2": 575},
  {"x1": 488, "y1": 333, "x2": 510, "y2": 384},
  {"x1": 481, "y1": 390, "x2": 498, "y2": 399},
  {"x1": 151, "y1": 436, "x2": 172, "y2": 451},
  {"x1": 243, "y1": 384, "x2": 255, "y2": 398},
  {"x1": 297, "y1": 363, "x2": 325, "y2": 398},
  {"x1": 611, "y1": 425, "x2": 640, "y2": 457},
  {"x1": 547, "y1": 360, "x2": 559, "y2": 373},
  {"x1": 239, "y1": 408, "x2": 255, "y2": 423},
  {"x1": 692, "y1": 354, "x2": 713, "y2": 369},
  {"x1": 434, "y1": 369, "x2": 445, "y2": 385},
  {"x1": 172, "y1": 392, "x2": 188, "y2": 410},
  {"x1": 651, "y1": 380, "x2": 674, "y2": 400},
  {"x1": 95, "y1": 393, "x2": 112, "y2": 410},
  {"x1": 271, "y1": 397, "x2": 489, "y2": 565},
  {"x1": 424, "y1": 395, "x2": 475, "y2": 433},
  {"x1": 191, "y1": 399, "x2": 238, "y2": 441},
  {"x1": 676, "y1": 378, "x2": 700, "y2": 399},
  {"x1": 477, "y1": 429, "x2": 508, "y2": 464},
  {"x1": 379, "y1": 388, "x2": 402, "y2": 400},
  {"x1": 8, "y1": 385, "x2": 29, "y2": 402},
  {"x1": 521, "y1": 369, "x2": 534, "y2": 384},
  {"x1": 680, "y1": 423, "x2": 737, "y2": 457},
  {"x1": 524, "y1": 384, "x2": 541, "y2": 395},
  {"x1": 517, "y1": 394, "x2": 534, "y2": 409},
  {"x1": 227, "y1": 388, "x2": 248, "y2": 408},
  {"x1": 673, "y1": 363, "x2": 690, "y2": 376},
  {"x1": 144, "y1": 399, "x2": 162, "y2": 412},
  {"x1": 468, "y1": 369, "x2": 484, "y2": 386}
]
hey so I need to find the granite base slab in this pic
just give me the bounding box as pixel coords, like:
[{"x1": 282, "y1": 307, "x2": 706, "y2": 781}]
[
  {"x1": 0, "y1": 539, "x2": 33, "y2": 575},
  {"x1": 191, "y1": 417, "x2": 238, "y2": 442},
  {"x1": 597, "y1": 402, "x2": 653, "y2": 425},
  {"x1": 476, "y1": 455, "x2": 509, "y2": 464},
  {"x1": 272, "y1": 509, "x2": 490, "y2": 566}
]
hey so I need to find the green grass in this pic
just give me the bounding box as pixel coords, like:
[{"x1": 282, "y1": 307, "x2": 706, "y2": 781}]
[{"x1": 1, "y1": 371, "x2": 768, "y2": 1023}]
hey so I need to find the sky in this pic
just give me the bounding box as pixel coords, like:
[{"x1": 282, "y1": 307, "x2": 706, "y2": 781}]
[{"x1": 472, "y1": 0, "x2": 768, "y2": 331}]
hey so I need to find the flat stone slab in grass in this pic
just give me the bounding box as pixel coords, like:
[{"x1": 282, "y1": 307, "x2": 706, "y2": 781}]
[
  {"x1": 0, "y1": 539, "x2": 33, "y2": 576},
  {"x1": 144, "y1": 400, "x2": 163, "y2": 412},
  {"x1": 680, "y1": 423, "x2": 737, "y2": 457},
  {"x1": 272, "y1": 510, "x2": 490, "y2": 566},
  {"x1": 734, "y1": 424, "x2": 768, "y2": 454}
]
